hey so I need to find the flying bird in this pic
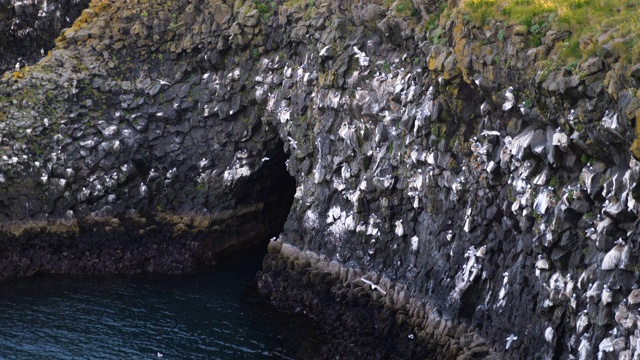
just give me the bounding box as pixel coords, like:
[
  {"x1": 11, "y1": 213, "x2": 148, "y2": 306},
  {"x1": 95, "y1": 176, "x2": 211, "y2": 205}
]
[
  {"x1": 360, "y1": 277, "x2": 387, "y2": 295},
  {"x1": 505, "y1": 334, "x2": 518, "y2": 349},
  {"x1": 353, "y1": 46, "x2": 369, "y2": 67}
]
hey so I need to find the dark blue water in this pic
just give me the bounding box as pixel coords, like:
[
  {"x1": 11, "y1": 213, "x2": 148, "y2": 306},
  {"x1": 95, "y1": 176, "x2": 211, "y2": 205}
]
[{"x1": 0, "y1": 251, "x2": 327, "y2": 360}]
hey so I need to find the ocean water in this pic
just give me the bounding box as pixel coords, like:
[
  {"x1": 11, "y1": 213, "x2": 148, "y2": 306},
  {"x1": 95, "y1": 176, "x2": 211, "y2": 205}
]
[{"x1": 0, "y1": 250, "x2": 327, "y2": 360}]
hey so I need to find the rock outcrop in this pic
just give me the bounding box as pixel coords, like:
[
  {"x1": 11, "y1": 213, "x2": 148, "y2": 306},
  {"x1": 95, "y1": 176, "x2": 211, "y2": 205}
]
[
  {"x1": 0, "y1": 0, "x2": 297, "y2": 278},
  {"x1": 2, "y1": 0, "x2": 640, "y2": 359},
  {"x1": 0, "y1": 0, "x2": 91, "y2": 73}
]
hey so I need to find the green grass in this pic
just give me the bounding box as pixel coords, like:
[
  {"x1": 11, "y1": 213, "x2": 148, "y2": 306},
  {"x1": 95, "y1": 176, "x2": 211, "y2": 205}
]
[
  {"x1": 254, "y1": 0, "x2": 277, "y2": 21},
  {"x1": 395, "y1": 0, "x2": 419, "y2": 16},
  {"x1": 283, "y1": 0, "x2": 316, "y2": 8},
  {"x1": 461, "y1": 0, "x2": 640, "y2": 64}
]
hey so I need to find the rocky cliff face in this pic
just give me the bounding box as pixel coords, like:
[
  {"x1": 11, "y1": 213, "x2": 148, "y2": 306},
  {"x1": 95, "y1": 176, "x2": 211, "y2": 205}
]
[
  {"x1": 2, "y1": 0, "x2": 640, "y2": 359},
  {"x1": 0, "y1": 0, "x2": 90, "y2": 73},
  {"x1": 0, "y1": 0, "x2": 296, "y2": 278}
]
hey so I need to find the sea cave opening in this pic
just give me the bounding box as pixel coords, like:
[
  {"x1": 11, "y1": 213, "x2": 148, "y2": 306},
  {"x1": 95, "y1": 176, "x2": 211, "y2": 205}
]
[{"x1": 221, "y1": 137, "x2": 297, "y2": 269}]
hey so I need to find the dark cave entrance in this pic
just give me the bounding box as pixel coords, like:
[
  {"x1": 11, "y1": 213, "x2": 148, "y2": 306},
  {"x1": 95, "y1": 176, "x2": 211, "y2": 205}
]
[
  {"x1": 253, "y1": 139, "x2": 297, "y2": 243},
  {"x1": 222, "y1": 137, "x2": 296, "y2": 264}
]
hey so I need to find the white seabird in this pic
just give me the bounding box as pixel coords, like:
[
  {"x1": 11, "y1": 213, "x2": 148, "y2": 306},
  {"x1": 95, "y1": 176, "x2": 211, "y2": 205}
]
[
  {"x1": 140, "y1": 183, "x2": 148, "y2": 198},
  {"x1": 147, "y1": 168, "x2": 159, "y2": 182},
  {"x1": 446, "y1": 229, "x2": 454, "y2": 242},
  {"x1": 480, "y1": 130, "x2": 500, "y2": 137},
  {"x1": 601, "y1": 110, "x2": 618, "y2": 129},
  {"x1": 576, "y1": 311, "x2": 589, "y2": 334},
  {"x1": 464, "y1": 246, "x2": 477, "y2": 258},
  {"x1": 480, "y1": 101, "x2": 490, "y2": 117},
  {"x1": 470, "y1": 137, "x2": 482, "y2": 153},
  {"x1": 287, "y1": 136, "x2": 298, "y2": 149},
  {"x1": 497, "y1": 272, "x2": 509, "y2": 307},
  {"x1": 628, "y1": 286, "x2": 640, "y2": 305},
  {"x1": 198, "y1": 158, "x2": 209, "y2": 170},
  {"x1": 602, "y1": 284, "x2": 613, "y2": 305},
  {"x1": 319, "y1": 45, "x2": 332, "y2": 58},
  {"x1": 410, "y1": 236, "x2": 419, "y2": 252},
  {"x1": 505, "y1": 334, "x2": 517, "y2": 349},
  {"x1": 601, "y1": 238, "x2": 627, "y2": 270},
  {"x1": 598, "y1": 336, "x2": 615, "y2": 354},
  {"x1": 352, "y1": 46, "x2": 369, "y2": 67},
  {"x1": 340, "y1": 163, "x2": 351, "y2": 181},
  {"x1": 518, "y1": 101, "x2": 526, "y2": 115},
  {"x1": 360, "y1": 277, "x2": 387, "y2": 295},
  {"x1": 535, "y1": 254, "x2": 549, "y2": 278},
  {"x1": 476, "y1": 245, "x2": 487, "y2": 258},
  {"x1": 14, "y1": 61, "x2": 20, "y2": 72},
  {"x1": 157, "y1": 352, "x2": 163, "y2": 358},
  {"x1": 544, "y1": 327, "x2": 555, "y2": 345},
  {"x1": 578, "y1": 334, "x2": 591, "y2": 360},
  {"x1": 585, "y1": 282, "x2": 598, "y2": 300},
  {"x1": 338, "y1": 122, "x2": 358, "y2": 151},
  {"x1": 157, "y1": 79, "x2": 171, "y2": 86},
  {"x1": 452, "y1": 176, "x2": 464, "y2": 194},
  {"x1": 473, "y1": 74, "x2": 483, "y2": 86},
  {"x1": 502, "y1": 86, "x2": 515, "y2": 111},
  {"x1": 564, "y1": 273, "x2": 574, "y2": 298},
  {"x1": 394, "y1": 219, "x2": 404, "y2": 237},
  {"x1": 78, "y1": 187, "x2": 90, "y2": 202}
]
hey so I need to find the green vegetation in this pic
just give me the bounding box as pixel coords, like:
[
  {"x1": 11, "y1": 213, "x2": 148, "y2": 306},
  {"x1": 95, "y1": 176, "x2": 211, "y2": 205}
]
[
  {"x1": 529, "y1": 188, "x2": 537, "y2": 203},
  {"x1": 565, "y1": 59, "x2": 579, "y2": 74},
  {"x1": 283, "y1": 0, "x2": 301, "y2": 6},
  {"x1": 283, "y1": 0, "x2": 310, "y2": 7},
  {"x1": 461, "y1": 0, "x2": 640, "y2": 64},
  {"x1": 395, "y1": 0, "x2": 419, "y2": 17},
  {"x1": 254, "y1": 0, "x2": 277, "y2": 21},
  {"x1": 303, "y1": 11, "x2": 312, "y2": 21},
  {"x1": 431, "y1": 28, "x2": 445, "y2": 45},
  {"x1": 423, "y1": 1, "x2": 446, "y2": 33},
  {"x1": 580, "y1": 153, "x2": 595, "y2": 165}
]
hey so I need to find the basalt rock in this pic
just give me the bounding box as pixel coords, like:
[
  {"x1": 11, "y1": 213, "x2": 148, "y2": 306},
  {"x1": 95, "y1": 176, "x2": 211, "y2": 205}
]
[
  {"x1": 2, "y1": 0, "x2": 640, "y2": 359},
  {"x1": 0, "y1": 0, "x2": 91, "y2": 73}
]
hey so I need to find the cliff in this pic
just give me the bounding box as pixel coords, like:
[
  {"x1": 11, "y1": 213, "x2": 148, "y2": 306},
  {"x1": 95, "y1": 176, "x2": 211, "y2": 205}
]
[
  {"x1": 0, "y1": 0, "x2": 91, "y2": 73},
  {"x1": 2, "y1": 0, "x2": 640, "y2": 359}
]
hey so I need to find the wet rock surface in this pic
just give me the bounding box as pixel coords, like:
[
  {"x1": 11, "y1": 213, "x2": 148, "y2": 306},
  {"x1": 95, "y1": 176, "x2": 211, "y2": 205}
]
[{"x1": 1, "y1": 0, "x2": 640, "y2": 358}]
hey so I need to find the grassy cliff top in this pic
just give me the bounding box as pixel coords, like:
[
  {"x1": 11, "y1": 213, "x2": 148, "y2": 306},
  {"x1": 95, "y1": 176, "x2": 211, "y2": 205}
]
[{"x1": 459, "y1": 0, "x2": 640, "y2": 64}]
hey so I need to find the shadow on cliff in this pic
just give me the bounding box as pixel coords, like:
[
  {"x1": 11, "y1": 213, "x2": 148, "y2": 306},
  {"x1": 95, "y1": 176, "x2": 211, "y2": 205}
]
[{"x1": 238, "y1": 138, "x2": 297, "y2": 246}]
